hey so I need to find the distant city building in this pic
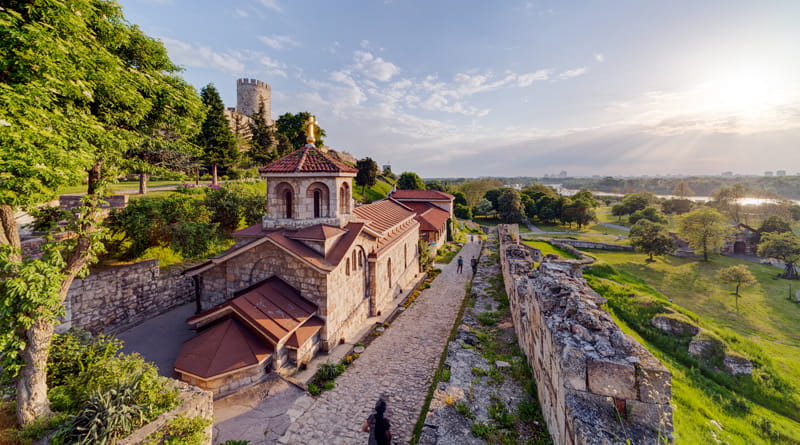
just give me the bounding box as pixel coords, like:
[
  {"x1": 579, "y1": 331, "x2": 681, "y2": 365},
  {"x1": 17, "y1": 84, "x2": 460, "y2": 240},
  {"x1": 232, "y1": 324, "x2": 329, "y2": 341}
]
[
  {"x1": 559, "y1": 170, "x2": 568, "y2": 178},
  {"x1": 721, "y1": 171, "x2": 733, "y2": 177},
  {"x1": 776, "y1": 170, "x2": 786, "y2": 177},
  {"x1": 765, "y1": 171, "x2": 774, "y2": 177}
]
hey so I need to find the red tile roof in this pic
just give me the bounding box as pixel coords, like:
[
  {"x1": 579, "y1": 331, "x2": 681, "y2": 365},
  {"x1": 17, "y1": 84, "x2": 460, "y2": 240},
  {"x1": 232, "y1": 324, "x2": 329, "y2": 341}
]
[
  {"x1": 174, "y1": 318, "x2": 272, "y2": 379},
  {"x1": 286, "y1": 316, "x2": 324, "y2": 349},
  {"x1": 232, "y1": 224, "x2": 270, "y2": 238},
  {"x1": 289, "y1": 224, "x2": 346, "y2": 241},
  {"x1": 390, "y1": 189, "x2": 454, "y2": 201},
  {"x1": 352, "y1": 199, "x2": 416, "y2": 235},
  {"x1": 416, "y1": 205, "x2": 450, "y2": 233},
  {"x1": 259, "y1": 145, "x2": 357, "y2": 174}
]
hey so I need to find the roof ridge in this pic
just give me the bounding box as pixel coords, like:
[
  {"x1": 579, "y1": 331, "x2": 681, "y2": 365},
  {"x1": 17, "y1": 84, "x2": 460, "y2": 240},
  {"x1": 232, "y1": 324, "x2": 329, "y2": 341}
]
[{"x1": 296, "y1": 146, "x2": 310, "y2": 172}]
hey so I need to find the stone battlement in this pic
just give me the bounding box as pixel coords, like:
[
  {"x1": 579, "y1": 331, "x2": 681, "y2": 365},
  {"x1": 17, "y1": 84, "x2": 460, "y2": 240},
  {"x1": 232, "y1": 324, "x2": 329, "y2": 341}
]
[
  {"x1": 237, "y1": 77, "x2": 271, "y2": 89},
  {"x1": 499, "y1": 224, "x2": 672, "y2": 444}
]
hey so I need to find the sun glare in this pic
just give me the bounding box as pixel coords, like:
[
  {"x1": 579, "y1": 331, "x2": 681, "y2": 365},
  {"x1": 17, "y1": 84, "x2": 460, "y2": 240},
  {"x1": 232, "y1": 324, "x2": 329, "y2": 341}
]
[{"x1": 704, "y1": 67, "x2": 792, "y2": 117}]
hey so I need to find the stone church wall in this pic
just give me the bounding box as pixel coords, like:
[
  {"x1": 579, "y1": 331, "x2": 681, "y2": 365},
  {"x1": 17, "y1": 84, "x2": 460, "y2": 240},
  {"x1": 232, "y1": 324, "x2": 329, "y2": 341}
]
[
  {"x1": 60, "y1": 259, "x2": 195, "y2": 335},
  {"x1": 499, "y1": 225, "x2": 672, "y2": 445}
]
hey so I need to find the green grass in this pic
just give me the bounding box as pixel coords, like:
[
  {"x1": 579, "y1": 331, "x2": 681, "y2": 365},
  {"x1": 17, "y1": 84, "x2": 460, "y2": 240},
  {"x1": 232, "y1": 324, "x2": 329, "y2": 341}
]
[
  {"x1": 57, "y1": 180, "x2": 187, "y2": 195},
  {"x1": 435, "y1": 242, "x2": 462, "y2": 264},
  {"x1": 471, "y1": 217, "x2": 531, "y2": 232},
  {"x1": 522, "y1": 240, "x2": 578, "y2": 259},
  {"x1": 581, "y1": 251, "x2": 800, "y2": 443},
  {"x1": 352, "y1": 175, "x2": 394, "y2": 203}
]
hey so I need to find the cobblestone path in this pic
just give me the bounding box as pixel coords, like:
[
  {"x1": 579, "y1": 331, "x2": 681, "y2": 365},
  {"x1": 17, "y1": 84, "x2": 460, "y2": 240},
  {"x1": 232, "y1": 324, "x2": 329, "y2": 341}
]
[{"x1": 278, "y1": 240, "x2": 482, "y2": 445}]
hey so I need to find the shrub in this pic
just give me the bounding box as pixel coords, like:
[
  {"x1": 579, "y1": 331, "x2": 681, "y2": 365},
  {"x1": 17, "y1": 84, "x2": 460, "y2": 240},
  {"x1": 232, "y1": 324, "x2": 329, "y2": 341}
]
[
  {"x1": 29, "y1": 205, "x2": 70, "y2": 233},
  {"x1": 307, "y1": 383, "x2": 320, "y2": 396},
  {"x1": 47, "y1": 330, "x2": 123, "y2": 392},
  {"x1": 145, "y1": 415, "x2": 212, "y2": 445},
  {"x1": 204, "y1": 183, "x2": 266, "y2": 231}
]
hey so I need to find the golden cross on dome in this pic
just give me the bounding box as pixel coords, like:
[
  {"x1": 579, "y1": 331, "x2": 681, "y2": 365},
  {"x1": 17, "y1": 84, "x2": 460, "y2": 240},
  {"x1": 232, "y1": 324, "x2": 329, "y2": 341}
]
[{"x1": 306, "y1": 115, "x2": 316, "y2": 144}]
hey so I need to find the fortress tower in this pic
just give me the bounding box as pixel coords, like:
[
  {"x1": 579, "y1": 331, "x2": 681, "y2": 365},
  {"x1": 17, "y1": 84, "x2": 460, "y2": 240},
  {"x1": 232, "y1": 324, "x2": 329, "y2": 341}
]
[{"x1": 236, "y1": 78, "x2": 271, "y2": 121}]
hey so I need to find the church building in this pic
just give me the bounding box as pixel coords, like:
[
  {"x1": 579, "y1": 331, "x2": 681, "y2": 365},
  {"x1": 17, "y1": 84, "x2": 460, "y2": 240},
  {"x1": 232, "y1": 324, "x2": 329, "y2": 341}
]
[{"x1": 174, "y1": 118, "x2": 422, "y2": 395}]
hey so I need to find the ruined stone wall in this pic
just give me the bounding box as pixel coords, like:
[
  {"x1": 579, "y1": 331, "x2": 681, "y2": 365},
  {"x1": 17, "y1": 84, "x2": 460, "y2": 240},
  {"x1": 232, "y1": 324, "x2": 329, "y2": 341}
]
[
  {"x1": 499, "y1": 225, "x2": 672, "y2": 445},
  {"x1": 550, "y1": 239, "x2": 634, "y2": 252},
  {"x1": 60, "y1": 259, "x2": 194, "y2": 335},
  {"x1": 118, "y1": 380, "x2": 213, "y2": 445}
]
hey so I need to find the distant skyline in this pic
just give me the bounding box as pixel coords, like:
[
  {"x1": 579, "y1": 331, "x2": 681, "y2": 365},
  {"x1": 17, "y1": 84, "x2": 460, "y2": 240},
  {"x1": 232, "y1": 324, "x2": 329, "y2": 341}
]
[{"x1": 118, "y1": 0, "x2": 800, "y2": 178}]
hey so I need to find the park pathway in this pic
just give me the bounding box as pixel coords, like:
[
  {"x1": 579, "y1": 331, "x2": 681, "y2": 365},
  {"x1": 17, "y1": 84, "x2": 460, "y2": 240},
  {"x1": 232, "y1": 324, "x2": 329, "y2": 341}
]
[{"x1": 277, "y1": 240, "x2": 482, "y2": 445}]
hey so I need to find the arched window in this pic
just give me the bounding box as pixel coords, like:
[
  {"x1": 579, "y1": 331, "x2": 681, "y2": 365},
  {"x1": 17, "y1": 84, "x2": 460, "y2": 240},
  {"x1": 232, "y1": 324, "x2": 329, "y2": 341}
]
[
  {"x1": 339, "y1": 183, "x2": 350, "y2": 214},
  {"x1": 352, "y1": 250, "x2": 357, "y2": 269},
  {"x1": 314, "y1": 190, "x2": 321, "y2": 218},
  {"x1": 358, "y1": 250, "x2": 364, "y2": 268},
  {"x1": 346, "y1": 258, "x2": 351, "y2": 276},
  {"x1": 284, "y1": 190, "x2": 293, "y2": 218}
]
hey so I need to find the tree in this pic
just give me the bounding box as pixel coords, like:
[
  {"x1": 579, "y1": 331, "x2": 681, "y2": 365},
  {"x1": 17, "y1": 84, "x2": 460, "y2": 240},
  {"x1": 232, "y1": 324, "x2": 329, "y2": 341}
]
[
  {"x1": 473, "y1": 199, "x2": 494, "y2": 217},
  {"x1": 673, "y1": 181, "x2": 694, "y2": 198},
  {"x1": 711, "y1": 184, "x2": 747, "y2": 222},
  {"x1": 452, "y1": 191, "x2": 468, "y2": 206},
  {"x1": 458, "y1": 178, "x2": 502, "y2": 207},
  {"x1": 629, "y1": 206, "x2": 668, "y2": 225},
  {"x1": 454, "y1": 203, "x2": 473, "y2": 219},
  {"x1": 758, "y1": 216, "x2": 792, "y2": 237},
  {"x1": 275, "y1": 111, "x2": 326, "y2": 152},
  {"x1": 0, "y1": 0, "x2": 201, "y2": 424},
  {"x1": 758, "y1": 232, "x2": 800, "y2": 280},
  {"x1": 397, "y1": 172, "x2": 425, "y2": 190},
  {"x1": 662, "y1": 198, "x2": 693, "y2": 215},
  {"x1": 497, "y1": 189, "x2": 525, "y2": 223},
  {"x1": 717, "y1": 265, "x2": 756, "y2": 309},
  {"x1": 196, "y1": 84, "x2": 238, "y2": 185},
  {"x1": 425, "y1": 180, "x2": 445, "y2": 191},
  {"x1": 383, "y1": 166, "x2": 398, "y2": 181},
  {"x1": 678, "y1": 207, "x2": 731, "y2": 261},
  {"x1": 619, "y1": 192, "x2": 657, "y2": 215},
  {"x1": 355, "y1": 157, "x2": 379, "y2": 195},
  {"x1": 248, "y1": 102, "x2": 277, "y2": 165},
  {"x1": 561, "y1": 198, "x2": 596, "y2": 229},
  {"x1": 484, "y1": 188, "x2": 505, "y2": 210},
  {"x1": 629, "y1": 220, "x2": 675, "y2": 262}
]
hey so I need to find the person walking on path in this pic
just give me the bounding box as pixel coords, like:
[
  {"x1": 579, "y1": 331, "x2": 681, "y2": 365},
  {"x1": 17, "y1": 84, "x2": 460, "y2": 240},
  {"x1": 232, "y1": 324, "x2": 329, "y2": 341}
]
[
  {"x1": 456, "y1": 256, "x2": 463, "y2": 273},
  {"x1": 362, "y1": 398, "x2": 392, "y2": 445},
  {"x1": 470, "y1": 256, "x2": 477, "y2": 274}
]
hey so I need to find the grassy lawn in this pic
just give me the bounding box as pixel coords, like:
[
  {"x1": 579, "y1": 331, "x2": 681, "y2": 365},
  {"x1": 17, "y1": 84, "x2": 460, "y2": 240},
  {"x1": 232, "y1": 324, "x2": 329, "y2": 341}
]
[
  {"x1": 352, "y1": 175, "x2": 395, "y2": 203},
  {"x1": 583, "y1": 250, "x2": 800, "y2": 443},
  {"x1": 435, "y1": 242, "x2": 462, "y2": 264},
  {"x1": 471, "y1": 217, "x2": 531, "y2": 233},
  {"x1": 522, "y1": 240, "x2": 578, "y2": 259}
]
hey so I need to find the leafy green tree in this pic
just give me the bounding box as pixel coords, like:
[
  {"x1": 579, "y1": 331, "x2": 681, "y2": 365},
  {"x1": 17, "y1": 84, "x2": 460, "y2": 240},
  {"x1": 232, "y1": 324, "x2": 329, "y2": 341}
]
[
  {"x1": 397, "y1": 172, "x2": 425, "y2": 190},
  {"x1": 452, "y1": 191, "x2": 468, "y2": 206},
  {"x1": 673, "y1": 181, "x2": 694, "y2": 198},
  {"x1": 473, "y1": 199, "x2": 494, "y2": 217},
  {"x1": 717, "y1": 265, "x2": 757, "y2": 309},
  {"x1": 678, "y1": 207, "x2": 731, "y2": 261},
  {"x1": 196, "y1": 84, "x2": 238, "y2": 185},
  {"x1": 382, "y1": 166, "x2": 398, "y2": 182},
  {"x1": 497, "y1": 189, "x2": 525, "y2": 223},
  {"x1": 662, "y1": 198, "x2": 693, "y2": 215},
  {"x1": 248, "y1": 102, "x2": 277, "y2": 165},
  {"x1": 711, "y1": 184, "x2": 747, "y2": 222},
  {"x1": 0, "y1": 0, "x2": 201, "y2": 424},
  {"x1": 619, "y1": 192, "x2": 657, "y2": 215},
  {"x1": 275, "y1": 111, "x2": 326, "y2": 152},
  {"x1": 629, "y1": 206, "x2": 668, "y2": 225},
  {"x1": 561, "y1": 198, "x2": 596, "y2": 228},
  {"x1": 758, "y1": 216, "x2": 792, "y2": 236},
  {"x1": 521, "y1": 184, "x2": 558, "y2": 202},
  {"x1": 458, "y1": 178, "x2": 503, "y2": 207},
  {"x1": 484, "y1": 188, "x2": 504, "y2": 210},
  {"x1": 758, "y1": 232, "x2": 800, "y2": 280},
  {"x1": 355, "y1": 157, "x2": 379, "y2": 195},
  {"x1": 629, "y1": 220, "x2": 675, "y2": 262},
  {"x1": 425, "y1": 181, "x2": 445, "y2": 191},
  {"x1": 454, "y1": 203, "x2": 473, "y2": 220},
  {"x1": 536, "y1": 195, "x2": 567, "y2": 224}
]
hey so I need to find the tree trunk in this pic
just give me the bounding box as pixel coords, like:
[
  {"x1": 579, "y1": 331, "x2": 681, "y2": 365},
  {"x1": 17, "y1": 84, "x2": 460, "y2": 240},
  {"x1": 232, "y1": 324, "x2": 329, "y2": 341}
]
[
  {"x1": 211, "y1": 164, "x2": 218, "y2": 186},
  {"x1": 87, "y1": 163, "x2": 102, "y2": 195},
  {"x1": 15, "y1": 318, "x2": 55, "y2": 425},
  {"x1": 0, "y1": 204, "x2": 22, "y2": 256},
  {"x1": 783, "y1": 262, "x2": 798, "y2": 280},
  {"x1": 139, "y1": 172, "x2": 148, "y2": 195}
]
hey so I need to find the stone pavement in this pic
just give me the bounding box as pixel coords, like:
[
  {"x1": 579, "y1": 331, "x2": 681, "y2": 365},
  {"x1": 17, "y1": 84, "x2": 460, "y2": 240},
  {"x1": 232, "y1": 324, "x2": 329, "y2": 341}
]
[{"x1": 277, "y1": 240, "x2": 482, "y2": 445}]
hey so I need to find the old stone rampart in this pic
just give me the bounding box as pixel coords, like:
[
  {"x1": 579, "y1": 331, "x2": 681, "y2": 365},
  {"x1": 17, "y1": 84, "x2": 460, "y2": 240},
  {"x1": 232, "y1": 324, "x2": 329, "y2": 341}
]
[
  {"x1": 499, "y1": 225, "x2": 672, "y2": 444},
  {"x1": 550, "y1": 239, "x2": 634, "y2": 252},
  {"x1": 59, "y1": 259, "x2": 195, "y2": 335}
]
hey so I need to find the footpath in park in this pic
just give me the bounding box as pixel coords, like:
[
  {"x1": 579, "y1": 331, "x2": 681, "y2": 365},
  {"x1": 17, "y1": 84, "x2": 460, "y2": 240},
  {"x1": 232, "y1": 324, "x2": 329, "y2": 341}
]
[{"x1": 275, "y1": 239, "x2": 482, "y2": 445}]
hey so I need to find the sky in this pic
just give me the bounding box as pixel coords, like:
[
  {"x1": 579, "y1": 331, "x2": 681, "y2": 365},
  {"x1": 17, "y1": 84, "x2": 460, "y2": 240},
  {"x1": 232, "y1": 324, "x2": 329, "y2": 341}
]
[{"x1": 117, "y1": 0, "x2": 800, "y2": 178}]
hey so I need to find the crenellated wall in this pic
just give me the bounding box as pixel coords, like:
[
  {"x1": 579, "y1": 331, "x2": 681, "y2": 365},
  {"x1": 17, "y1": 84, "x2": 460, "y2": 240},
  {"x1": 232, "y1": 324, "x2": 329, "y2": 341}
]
[{"x1": 499, "y1": 225, "x2": 672, "y2": 445}]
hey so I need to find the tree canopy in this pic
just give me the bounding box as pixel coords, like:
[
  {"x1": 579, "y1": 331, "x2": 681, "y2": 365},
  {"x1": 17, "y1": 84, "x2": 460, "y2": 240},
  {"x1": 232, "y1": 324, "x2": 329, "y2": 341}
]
[
  {"x1": 275, "y1": 111, "x2": 326, "y2": 152},
  {"x1": 195, "y1": 84, "x2": 238, "y2": 185},
  {"x1": 1, "y1": 0, "x2": 202, "y2": 424},
  {"x1": 629, "y1": 220, "x2": 675, "y2": 262},
  {"x1": 717, "y1": 265, "x2": 756, "y2": 309},
  {"x1": 397, "y1": 172, "x2": 425, "y2": 190},
  {"x1": 355, "y1": 157, "x2": 379, "y2": 195},
  {"x1": 677, "y1": 207, "x2": 731, "y2": 261},
  {"x1": 248, "y1": 102, "x2": 277, "y2": 165},
  {"x1": 758, "y1": 232, "x2": 800, "y2": 280}
]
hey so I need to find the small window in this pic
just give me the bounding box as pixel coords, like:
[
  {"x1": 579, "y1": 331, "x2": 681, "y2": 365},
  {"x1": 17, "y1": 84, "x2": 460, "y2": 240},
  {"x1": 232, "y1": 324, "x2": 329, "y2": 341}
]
[
  {"x1": 346, "y1": 258, "x2": 351, "y2": 276},
  {"x1": 352, "y1": 250, "x2": 358, "y2": 269}
]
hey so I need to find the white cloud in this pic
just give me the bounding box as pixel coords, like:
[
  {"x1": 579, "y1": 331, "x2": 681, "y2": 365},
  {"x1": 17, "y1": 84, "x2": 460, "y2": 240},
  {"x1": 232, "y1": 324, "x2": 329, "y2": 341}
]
[
  {"x1": 360, "y1": 40, "x2": 371, "y2": 49},
  {"x1": 160, "y1": 37, "x2": 246, "y2": 73},
  {"x1": 517, "y1": 69, "x2": 550, "y2": 86},
  {"x1": 234, "y1": 8, "x2": 249, "y2": 18},
  {"x1": 258, "y1": 35, "x2": 301, "y2": 50},
  {"x1": 594, "y1": 53, "x2": 604, "y2": 62},
  {"x1": 353, "y1": 51, "x2": 400, "y2": 82},
  {"x1": 558, "y1": 67, "x2": 588, "y2": 79},
  {"x1": 257, "y1": 0, "x2": 281, "y2": 12}
]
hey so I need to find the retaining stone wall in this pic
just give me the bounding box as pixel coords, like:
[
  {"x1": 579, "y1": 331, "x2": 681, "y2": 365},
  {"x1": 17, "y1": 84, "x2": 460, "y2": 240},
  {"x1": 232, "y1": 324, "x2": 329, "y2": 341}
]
[
  {"x1": 550, "y1": 239, "x2": 633, "y2": 251},
  {"x1": 499, "y1": 225, "x2": 672, "y2": 445},
  {"x1": 118, "y1": 380, "x2": 213, "y2": 445},
  {"x1": 60, "y1": 259, "x2": 195, "y2": 335}
]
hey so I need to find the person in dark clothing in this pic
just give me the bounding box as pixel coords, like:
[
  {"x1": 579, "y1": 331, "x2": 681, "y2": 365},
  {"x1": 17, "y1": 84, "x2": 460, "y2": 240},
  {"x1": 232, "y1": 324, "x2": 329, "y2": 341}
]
[
  {"x1": 362, "y1": 398, "x2": 392, "y2": 444},
  {"x1": 456, "y1": 256, "x2": 463, "y2": 273},
  {"x1": 470, "y1": 256, "x2": 477, "y2": 274}
]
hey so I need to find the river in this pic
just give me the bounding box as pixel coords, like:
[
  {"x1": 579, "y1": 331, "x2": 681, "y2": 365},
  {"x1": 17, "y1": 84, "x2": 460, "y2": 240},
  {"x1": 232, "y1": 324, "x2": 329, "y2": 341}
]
[{"x1": 551, "y1": 185, "x2": 800, "y2": 206}]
